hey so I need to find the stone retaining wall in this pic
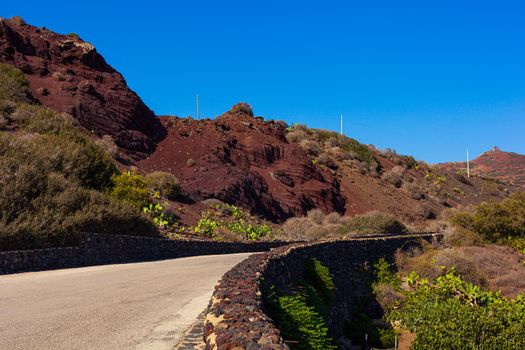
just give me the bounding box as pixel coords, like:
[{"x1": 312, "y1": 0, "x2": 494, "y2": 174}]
[
  {"x1": 0, "y1": 233, "x2": 287, "y2": 275},
  {"x1": 203, "y1": 233, "x2": 440, "y2": 349}
]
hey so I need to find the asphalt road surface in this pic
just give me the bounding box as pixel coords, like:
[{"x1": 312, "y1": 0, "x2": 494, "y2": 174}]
[{"x1": 0, "y1": 253, "x2": 253, "y2": 350}]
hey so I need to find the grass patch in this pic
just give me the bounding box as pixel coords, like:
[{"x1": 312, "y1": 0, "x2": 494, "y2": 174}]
[{"x1": 265, "y1": 258, "x2": 337, "y2": 349}]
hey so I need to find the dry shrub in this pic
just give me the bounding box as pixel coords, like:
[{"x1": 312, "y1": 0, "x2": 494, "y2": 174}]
[
  {"x1": 316, "y1": 153, "x2": 338, "y2": 170},
  {"x1": 95, "y1": 135, "x2": 119, "y2": 159},
  {"x1": 434, "y1": 249, "x2": 487, "y2": 287},
  {"x1": 329, "y1": 147, "x2": 356, "y2": 162},
  {"x1": 382, "y1": 166, "x2": 405, "y2": 188},
  {"x1": 229, "y1": 102, "x2": 253, "y2": 116},
  {"x1": 342, "y1": 211, "x2": 407, "y2": 235},
  {"x1": 323, "y1": 212, "x2": 343, "y2": 225},
  {"x1": 402, "y1": 181, "x2": 424, "y2": 200},
  {"x1": 10, "y1": 16, "x2": 27, "y2": 26},
  {"x1": 443, "y1": 227, "x2": 484, "y2": 247},
  {"x1": 304, "y1": 224, "x2": 338, "y2": 240},
  {"x1": 0, "y1": 169, "x2": 156, "y2": 251},
  {"x1": 299, "y1": 139, "x2": 321, "y2": 156},
  {"x1": 285, "y1": 129, "x2": 307, "y2": 144},
  {"x1": 145, "y1": 171, "x2": 181, "y2": 198},
  {"x1": 375, "y1": 283, "x2": 404, "y2": 311},
  {"x1": 279, "y1": 217, "x2": 313, "y2": 241},
  {"x1": 307, "y1": 209, "x2": 325, "y2": 225},
  {"x1": 396, "y1": 245, "x2": 488, "y2": 287}
]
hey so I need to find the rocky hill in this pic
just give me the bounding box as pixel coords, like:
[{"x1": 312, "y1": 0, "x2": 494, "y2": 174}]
[
  {"x1": 437, "y1": 147, "x2": 525, "y2": 188},
  {"x1": 0, "y1": 16, "x2": 163, "y2": 158},
  {"x1": 0, "y1": 16, "x2": 516, "y2": 228}
]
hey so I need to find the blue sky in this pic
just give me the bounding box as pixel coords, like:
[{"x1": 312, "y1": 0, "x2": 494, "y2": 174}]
[{"x1": 3, "y1": 1, "x2": 524, "y2": 163}]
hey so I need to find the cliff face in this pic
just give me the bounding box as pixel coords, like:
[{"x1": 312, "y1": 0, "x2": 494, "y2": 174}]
[{"x1": 0, "y1": 17, "x2": 163, "y2": 157}]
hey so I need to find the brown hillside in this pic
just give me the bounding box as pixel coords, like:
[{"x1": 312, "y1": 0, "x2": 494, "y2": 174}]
[{"x1": 437, "y1": 146, "x2": 525, "y2": 188}]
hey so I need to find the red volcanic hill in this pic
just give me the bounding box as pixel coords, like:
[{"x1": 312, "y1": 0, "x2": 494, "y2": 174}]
[
  {"x1": 139, "y1": 110, "x2": 346, "y2": 221},
  {"x1": 0, "y1": 17, "x2": 515, "y2": 226},
  {"x1": 438, "y1": 147, "x2": 525, "y2": 188},
  {"x1": 0, "y1": 16, "x2": 163, "y2": 158}
]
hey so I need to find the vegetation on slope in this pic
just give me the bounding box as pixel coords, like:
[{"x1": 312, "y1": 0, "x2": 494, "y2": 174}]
[
  {"x1": 0, "y1": 63, "x2": 159, "y2": 250},
  {"x1": 375, "y1": 259, "x2": 525, "y2": 349},
  {"x1": 265, "y1": 258, "x2": 337, "y2": 350},
  {"x1": 278, "y1": 209, "x2": 408, "y2": 241}
]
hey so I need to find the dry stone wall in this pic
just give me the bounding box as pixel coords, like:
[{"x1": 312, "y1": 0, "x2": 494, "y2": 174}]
[
  {"x1": 204, "y1": 233, "x2": 439, "y2": 349},
  {"x1": 0, "y1": 233, "x2": 287, "y2": 275}
]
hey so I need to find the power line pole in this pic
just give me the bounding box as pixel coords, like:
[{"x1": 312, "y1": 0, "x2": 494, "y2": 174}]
[
  {"x1": 340, "y1": 113, "x2": 343, "y2": 135},
  {"x1": 466, "y1": 147, "x2": 470, "y2": 178},
  {"x1": 196, "y1": 94, "x2": 199, "y2": 119}
]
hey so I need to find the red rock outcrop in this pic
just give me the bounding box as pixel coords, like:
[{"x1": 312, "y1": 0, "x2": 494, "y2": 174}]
[
  {"x1": 0, "y1": 16, "x2": 162, "y2": 157},
  {"x1": 139, "y1": 111, "x2": 346, "y2": 222}
]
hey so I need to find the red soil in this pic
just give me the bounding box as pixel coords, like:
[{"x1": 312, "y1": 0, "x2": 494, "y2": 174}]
[{"x1": 139, "y1": 113, "x2": 346, "y2": 222}]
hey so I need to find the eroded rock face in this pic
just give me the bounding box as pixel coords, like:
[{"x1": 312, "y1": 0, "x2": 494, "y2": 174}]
[
  {"x1": 0, "y1": 17, "x2": 162, "y2": 157},
  {"x1": 139, "y1": 111, "x2": 346, "y2": 222}
]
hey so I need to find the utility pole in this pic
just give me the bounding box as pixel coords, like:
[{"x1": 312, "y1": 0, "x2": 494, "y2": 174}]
[
  {"x1": 196, "y1": 94, "x2": 199, "y2": 119},
  {"x1": 340, "y1": 113, "x2": 343, "y2": 135},
  {"x1": 467, "y1": 148, "x2": 470, "y2": 178}
]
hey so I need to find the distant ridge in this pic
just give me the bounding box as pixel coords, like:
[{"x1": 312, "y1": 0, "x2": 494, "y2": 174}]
[{"x1": 437, "y1": 147, "x2": 525, "y2": 188}]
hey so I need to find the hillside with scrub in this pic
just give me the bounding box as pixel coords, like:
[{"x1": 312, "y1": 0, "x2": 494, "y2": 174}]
[{"x1": 0, "y1": 16, "x2": 521, "y2": 250}]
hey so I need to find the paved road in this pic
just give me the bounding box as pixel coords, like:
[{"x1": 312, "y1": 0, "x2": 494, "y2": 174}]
[{"x1": 0, "y1": 253, "x2": 254, "y2": 350}]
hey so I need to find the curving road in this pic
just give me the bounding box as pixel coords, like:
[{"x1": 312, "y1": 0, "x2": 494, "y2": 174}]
[{"x1": 0, "y1": 253, "x2": 254, "y2": 350}]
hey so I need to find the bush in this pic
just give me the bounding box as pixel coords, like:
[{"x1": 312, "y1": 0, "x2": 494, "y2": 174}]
[
  {"x1": 0, "y1": 63, "x2": 32, "y2": 103},
  {"x1": 451, "y1": 191, "x2": 525, "y2": 242},
  {"x1": 315, "y1": 153, "x2": 338, "y2": 170},
  {"x1": 145, "y1": 171, "x2": 181, "y2": 198},
  {"x1": 10, "y1": 16, "x2": 27, "y2": 26},
  {"x1": 382, "y1": 166, "x2": 405, "y2": 188},
  {"x1": 340, "y1": 138, "x2": 377, "y2": 165},
  {"x1": 342, "y1": 211, "x2": 407, "y2": 235},
  {"x1": 279, "y1": 217, "x2": 315, "y2": 241},
  {"x1": 299, "y1": 139, "x2": 321, "y2": 156},
  {"x1": 109, "y1": 171, "x2": 150, "y2": 209},
  {"x1": 285, "y1": 129, "x2": 307, "y2": 144},
  {"x1": 0, "y1": 163, "x2": 156, "y2": 251},
  {"x1": 388, "y1": 270, "x2": 525, "y2": 349},
  {"x1": 229, "y1": 102, "x2": 254, "y2": 116},
  {"x1": 95, "y1": 135, "x2": 119, "y2": 159}
]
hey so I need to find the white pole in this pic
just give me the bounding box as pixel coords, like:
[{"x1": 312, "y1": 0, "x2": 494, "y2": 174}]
[
  {"x1": 196, "y1": 94, "x2": 199, "y2": 119},
  {"x1": 467, "y1": 148, "x2": 470, "y2": 178},
  {"x1": 340, "y1": 113, "x2": 343, "y2": 135}
]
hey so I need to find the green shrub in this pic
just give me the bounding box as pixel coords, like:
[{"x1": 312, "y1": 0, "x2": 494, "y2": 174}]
[
  {"x1": 389, "y1": 270, "x2": 525, "y2": 349},
  {"x1": 144, "y1": 171, "x2": 181, "y2": 198},
  {"x1": 229, "y1": 102, "x2": 254, "y2": 116},
  {"x1": 109, "y1": 171, "x2": 150, "y2": 209},
  {"x1": 451, "y1": 191, "x2": 525, "y2": 242},
  {"x1": 340, "y1": 138, "x2": 376, "y2": 165},
  {"x1": 265, "y1": 259, "x2": 337, "y2": 350},
  {"x1": 0, "y1": 63, "x2": 31, "y2": 103},
  {"x1": 192, "y1": 203, "x2": 272, "y2": 240},
  {"x1": 342, "y1": 211, "x2": 407, "y2": 235}
]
